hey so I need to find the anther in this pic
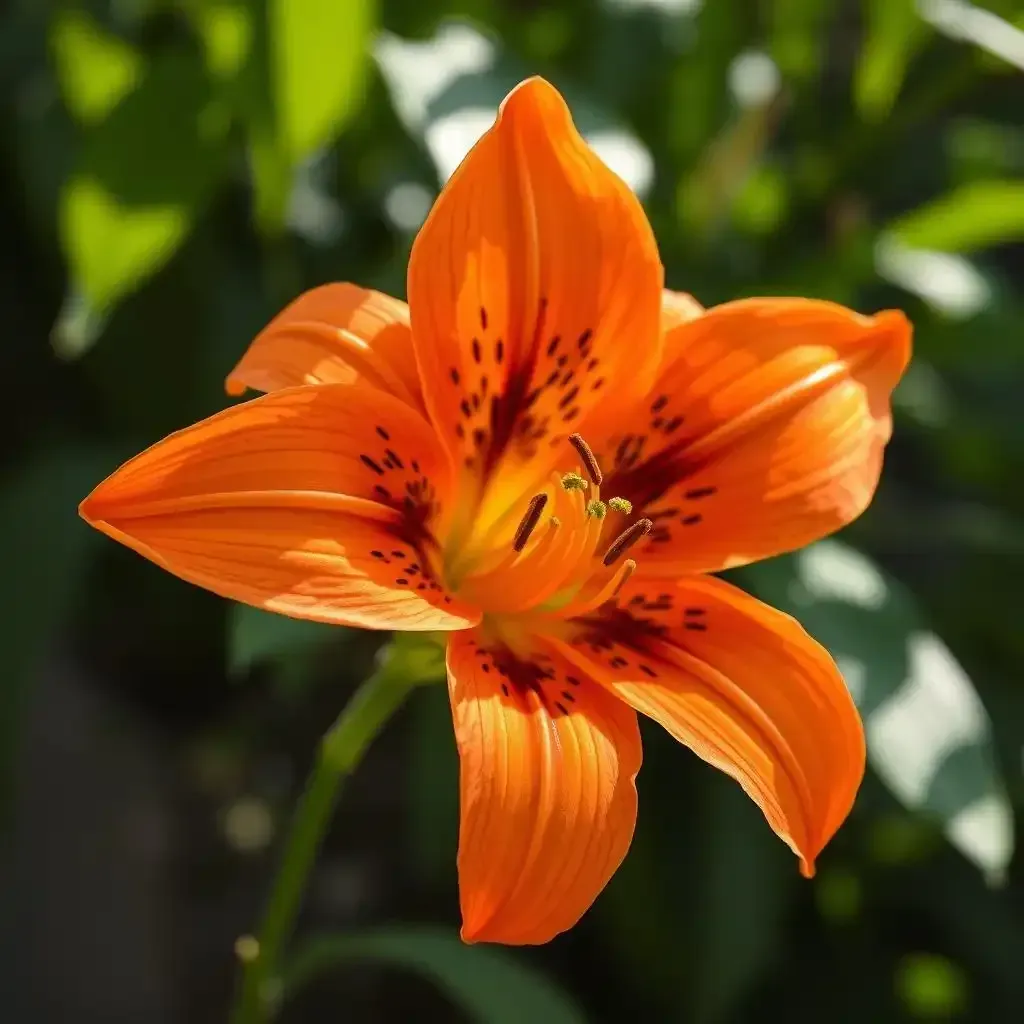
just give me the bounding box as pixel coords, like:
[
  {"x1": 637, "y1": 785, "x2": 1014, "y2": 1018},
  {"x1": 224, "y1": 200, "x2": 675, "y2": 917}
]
[
  {"x1": 603, "y1": 518, "x2": 653, "y2": 566},
  {"x1": 560, "y1": 472, "x2": 588, "y2": 492},
  {"x1": 586, "y1": 499, "x2": 607, "y2": 520},
  {"x1": 568, "y1": 433, "x2": 603, "y2": 486},
  {"x1": 608, "y1": 496, "x2": 632, "y2": 515},
  {"x1": 612, "y1": 559, "x2": 637, "y2": 598},
  {"x1": 513, "y1": 494, "x2": 548, "y2": 551}
]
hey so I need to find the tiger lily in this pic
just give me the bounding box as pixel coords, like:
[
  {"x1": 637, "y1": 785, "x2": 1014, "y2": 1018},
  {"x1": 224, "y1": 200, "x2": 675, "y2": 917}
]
[{"x1": 80, "y1": 78, "x2": 910, "y2": 945}]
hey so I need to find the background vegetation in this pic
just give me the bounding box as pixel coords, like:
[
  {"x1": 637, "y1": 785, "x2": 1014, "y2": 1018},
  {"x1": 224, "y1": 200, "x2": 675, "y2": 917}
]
[{"x1": 2, "y1": 0, "x2": 1023, "y2": 1021}]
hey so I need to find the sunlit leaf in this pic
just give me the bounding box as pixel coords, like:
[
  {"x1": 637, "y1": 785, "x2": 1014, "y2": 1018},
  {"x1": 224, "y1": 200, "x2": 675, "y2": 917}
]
[
  {"x1": 269, "y1": 0, "x2": 377, "y2": 163},
  {"x1": 49, "y1": 9, "x2": 142, "y2": 124},
  {"x1": 889, "y1": 180, "x2": 1024, "y2": 253},
  {"x1": 854, "y1": 0, "x2": 929, "y2": 121},
  {"x1": 742, "y1": 540, "x2": 1013, "y2": 881},
  {"x1": 57, "y1": 50, "x2": 227, "y2": 328},
  {"x1": 282, "y1": 927, "x2": 585, "y2": 1024}
]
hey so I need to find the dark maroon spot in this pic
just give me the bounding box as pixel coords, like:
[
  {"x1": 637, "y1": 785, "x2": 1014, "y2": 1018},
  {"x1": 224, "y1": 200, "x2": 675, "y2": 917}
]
[
  {"x1": 566, "y1": 675, "x2": 580, "y2": 686},
  {"x1": 684, "y1": 607, "x2": 706, "y2": 616},
  {"x1": 545, "y1": 369, "x2": 560, "y2": 387},
  {"x1": 592, "y1": 377, "x2": 605, "y2": 391},
  {"x1": 450, "y1": 367, "x2": 460, "y2": 385},
  {"x1": 562, "y1": 690, "x2": 576, "y2": 702},
  {"x1": 370, "y1": 550, "x2": 384, "y2": 559},
  {"x1": 652, "y1": 417, "x2": 664, "y2": 429},
  {"x1": 396, "y1": 578, "x2": 408, "y2": 585},
  {"x1": 685, "y1": 486, "x2": 717, "y2": 499},
  {"x1": 651, "y1": 395, "x2": 669, "y2": 413},
  {"x1": 376, "y1": 425, "x2": 390, "y2": 440},
  {"x1": 559, "y1": 370, "x2": 574, "y2": 387},
  {"x1": 558, "y1": 386, "x2": 580, "y2": 409},
  {"x1": 640, "y1": 664, "x2": 657, "y2": 677},
  {"x1": 557, "y1": 353, "x2": 568, "y2": 368},
  {"x1": 391, "y1": 550, "x2": 404, "y2": 558},
  {"x1": 384, "y1": 448, "x2": 404, "y2": 469},
  {"x1": 471, "y1": 393, "x2": 480, "y2": 411},
  {"x1": 480, "y1": 306, "x2": 488, "y2": 330},
  {"x1": 482, "y1": 663, "x2": 490, "y2": 673},
  {"x1": 587, "y1": 358, "x2": 599, "y2": 371},
  {"x1": 547, "y1": 335, "x2": 561, "y2": 357},
  {"x1": 577, "y1": 329, "x2": 592, "y2": 350},
  {"x1": 444, "y1": 596, "x2": 452, "y2": 603},
  {"x1": 473, "y1": 428, "x2": 487, "y2": 448},
  {"x1": 460, "y1": 399, "x2": 472, "y2": 418},
  {"x1": 554, "y1": 701, "x2": 569, "y2": 716},
  {"x1": 495, "y1": 339, "x2": 504, "y2": 363},
  {"x1": 373, "y1": 485, "x2": 391, "y2": 501},
  {"x1": 684, "y1": 622, "x2": 707, "y2": 631},
  {"x1": 610, "y1": 655, "x2": 628, "y2": 669},
  {"x1": 664, "y1": 415, "x2": 684, "y2": 433},
  {"x1": 480, "y1": 375, "x2": 489, "y2": 398},
  {"x1": 472, "y1": 338, "x2": 482, "y2": 363},
  {"x1": 681, "y1": 513, "x2": 702, "y2": 526},
  {"x1": 562, "y1": 407, "x2": 579, "y2": 422},
  {"x1": 360, "y1": 454, "x2": 385, "y2": 476},
  {"x1": 455, "y1": 423, "x2": 465, "y2": 439},
  {"x1": 411, "y1": 459, "x2": 420, "y2": 473},
  {"x1": 501, "y1": 683, "x2": 510, "y2": 696}
]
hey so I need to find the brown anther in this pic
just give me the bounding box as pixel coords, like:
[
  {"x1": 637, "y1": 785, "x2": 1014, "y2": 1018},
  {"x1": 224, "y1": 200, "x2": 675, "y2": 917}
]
[
  {"x1": 568, "y1": 433, "x2": 603, "y2": 486},
  {"x1": 603, "y1": 518, "x2": 653, "y2": 566},
  {"x1": 612, "y1": 559, "x2": 637, "y2": 598},
  {"x1": 513, "y1": 494, "x2": 548, "y2": 552}
]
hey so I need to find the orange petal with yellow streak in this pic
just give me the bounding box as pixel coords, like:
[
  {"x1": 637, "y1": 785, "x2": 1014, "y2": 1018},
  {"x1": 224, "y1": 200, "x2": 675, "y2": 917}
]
[
  {"x1": 407, "y1": 77, "x2": 663, "y2": 535},
  {"x1": 552, "y1": 573, "x2": 865, "y2": 875},
  {"x1": 81, "y1": 384, "x2": 478, "y2": 631},
  {"x1": 447, "y1": 629, "x2": 641, "y2": 944},
  {"x1": 598, "y1": 298, "x2": 911, "y2": 575}
]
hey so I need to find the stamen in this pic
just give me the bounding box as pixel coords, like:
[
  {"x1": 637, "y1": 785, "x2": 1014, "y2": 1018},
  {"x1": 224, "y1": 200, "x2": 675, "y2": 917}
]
[
  {"x1": 608, "y1": 496, "x2": 632, "y2": 515},
  {"x1": 585, "y1": 499, "x2": 607, "y2": 520},
  {"x1": 568, "y1": 433, "x2": 603, "y2": 486},
  {"x1": 513, "y1": 494, "x2": 548, "y2": 552},
  {"x1": 612, "y1": 559, "x2": 636, "y2": 598},
  {"x1": 560, "y1": 472, "x2": 588, "y2": 492},
  {"x1": 603, "y1": 518, "x2": 653, "y2": 566}
]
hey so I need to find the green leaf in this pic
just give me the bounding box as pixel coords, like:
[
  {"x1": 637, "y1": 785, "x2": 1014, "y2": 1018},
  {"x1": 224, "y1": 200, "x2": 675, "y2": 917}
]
[
  {"x1": 888, "y1": 180, "x2": 1024, "y2": 253},
  {"x1": 57, "y1": 49, "x2": 227, "y2": 323},
  {"x1": 854, "y1": 0, "x2": 929, "y2": 121},
  {"x1": 281, "y1": 927, "x2": 586, "y2": 1024},
  {"x1": 228, "y1": 604, "x2": 339, "y2": 676},
  {"x1": 49, "y1": 8, "x2": 142, "y2": 125},
  {"x1": 742, "y1": 541, "x2": 1013, "y2": 881},
  {"x1": 0, "y1": 444, "x2": 113, "y2": 804},
  {"x1": 269, "y1": 0, "x2": 377, "y2": 163}
]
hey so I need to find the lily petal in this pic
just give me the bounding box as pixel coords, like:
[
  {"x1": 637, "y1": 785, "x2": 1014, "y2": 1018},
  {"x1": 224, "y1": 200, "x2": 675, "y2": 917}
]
[
  {"x1": 408, "y1": 77, "x2": 663, "y2": 536},
  {"x1": 81, "y1": 384, "x2": 479, "y2": 630},
  {"x1": 553, "y1": 574, "x2": 864, "y2": 875},
  {"x1": 599, "y1": 298, "x2": 911, "y2": 575},
  {"x1": 447, "y1": 629, "x2": 641, "y2": 944},
  {"x1": 660, "y1": 287, "x2": 704, "y2": 332},
  {"x1": 226, "y1": 284, "x2": 424, "y2": 412}
]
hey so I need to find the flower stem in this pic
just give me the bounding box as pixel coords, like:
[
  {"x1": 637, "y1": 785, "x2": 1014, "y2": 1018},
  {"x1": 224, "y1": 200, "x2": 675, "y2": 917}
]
[{"x1": 229, "y1": 641, "x2": 436, "y2": 1024}]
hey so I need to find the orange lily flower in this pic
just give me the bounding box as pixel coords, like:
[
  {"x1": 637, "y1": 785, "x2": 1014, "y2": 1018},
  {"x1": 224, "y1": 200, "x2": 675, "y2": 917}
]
[{"x1": 80, "y1": 78, "x2": 911, "y2": 945}]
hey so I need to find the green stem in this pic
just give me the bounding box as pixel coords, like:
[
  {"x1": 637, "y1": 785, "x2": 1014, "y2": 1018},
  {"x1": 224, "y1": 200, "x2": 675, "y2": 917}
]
[{"x1": 229, "y1": 648, "x2": 424, "y2": 1024}]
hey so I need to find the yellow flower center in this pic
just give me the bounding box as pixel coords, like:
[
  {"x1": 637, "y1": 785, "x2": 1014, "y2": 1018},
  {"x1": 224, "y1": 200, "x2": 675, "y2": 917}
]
[{"x1": 441, "y1": 433, "x2": 645, "y2": 620}]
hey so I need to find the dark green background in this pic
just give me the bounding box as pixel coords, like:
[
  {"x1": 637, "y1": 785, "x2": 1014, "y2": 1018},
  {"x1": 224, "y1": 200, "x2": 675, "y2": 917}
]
[{"x1": 2, "y1": 0, "x2": 1023, "y2": 1021}]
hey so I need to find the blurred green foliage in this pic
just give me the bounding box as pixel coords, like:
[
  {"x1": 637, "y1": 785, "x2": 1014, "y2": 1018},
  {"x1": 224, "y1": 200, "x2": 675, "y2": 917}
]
[{"x1": 2, "y1": 0, "x2": 1024, "y2": 1021}]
